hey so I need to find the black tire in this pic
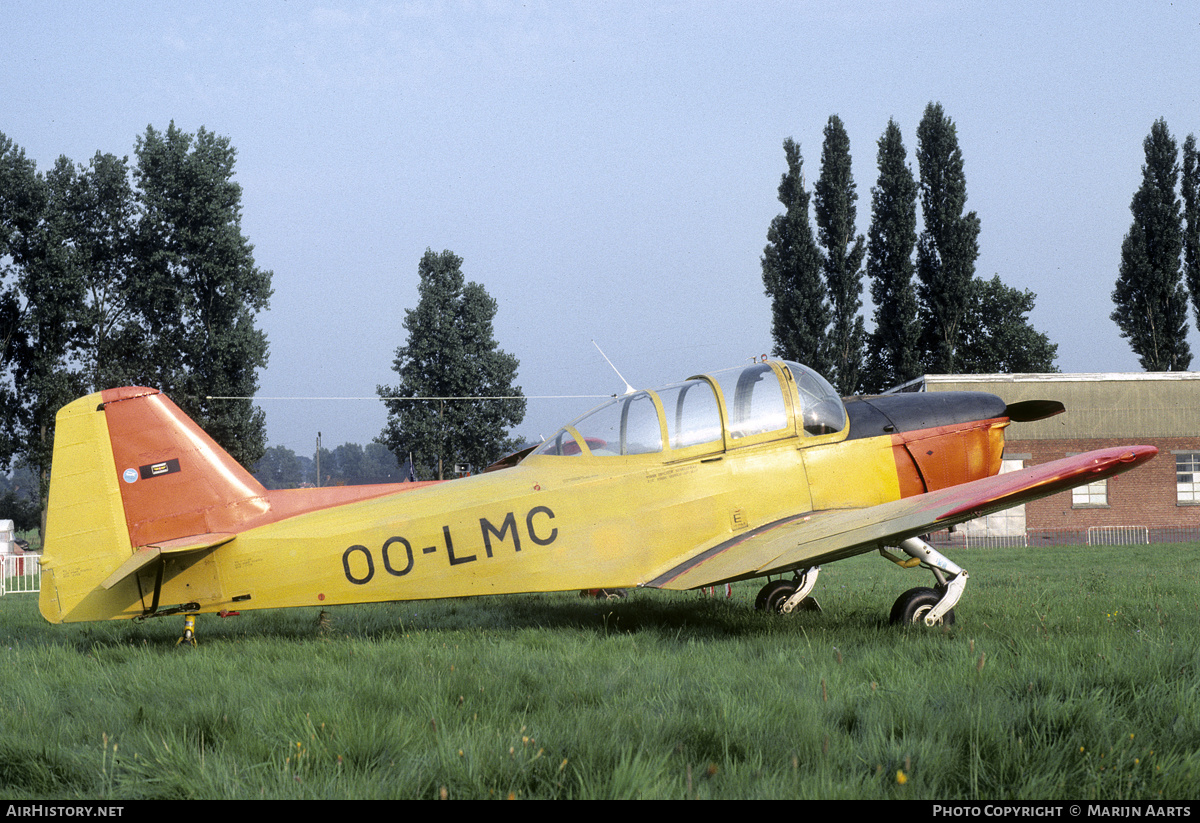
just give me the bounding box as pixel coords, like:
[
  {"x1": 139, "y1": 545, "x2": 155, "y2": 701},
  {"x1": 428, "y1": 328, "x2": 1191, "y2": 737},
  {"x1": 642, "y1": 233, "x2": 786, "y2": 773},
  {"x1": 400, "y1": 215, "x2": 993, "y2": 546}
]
[
  {"x1": 889, "y1": 587, "x2": 956, "y2": 626},
  {"x1": 755, "y1": 580, "x2": 798, "y2": 613}
]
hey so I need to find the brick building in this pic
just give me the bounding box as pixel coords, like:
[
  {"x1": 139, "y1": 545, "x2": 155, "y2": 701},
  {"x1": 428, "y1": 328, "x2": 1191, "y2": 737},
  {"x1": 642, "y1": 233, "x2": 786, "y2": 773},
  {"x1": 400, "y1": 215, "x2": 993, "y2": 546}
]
[{"x1": 900, "y1": 373, "x2": 1200, "y2": 546}]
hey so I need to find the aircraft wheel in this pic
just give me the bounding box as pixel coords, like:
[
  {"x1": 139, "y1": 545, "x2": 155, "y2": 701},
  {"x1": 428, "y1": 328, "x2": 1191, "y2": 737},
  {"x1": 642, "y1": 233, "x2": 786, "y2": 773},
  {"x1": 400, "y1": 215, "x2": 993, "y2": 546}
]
[
  {"x1": 755, "y1": 580, "x2": 799, "y2": 614},
  {"x1": 889, "y1": 587, "x2": 955, "y2": 626}
]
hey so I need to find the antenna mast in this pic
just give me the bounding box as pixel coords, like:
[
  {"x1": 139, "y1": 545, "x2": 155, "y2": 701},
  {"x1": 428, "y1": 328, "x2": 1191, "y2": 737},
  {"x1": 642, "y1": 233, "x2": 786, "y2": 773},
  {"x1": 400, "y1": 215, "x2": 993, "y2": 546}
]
[{"x1": 592, "y1": 340, "x2": 636, "y2": 395}]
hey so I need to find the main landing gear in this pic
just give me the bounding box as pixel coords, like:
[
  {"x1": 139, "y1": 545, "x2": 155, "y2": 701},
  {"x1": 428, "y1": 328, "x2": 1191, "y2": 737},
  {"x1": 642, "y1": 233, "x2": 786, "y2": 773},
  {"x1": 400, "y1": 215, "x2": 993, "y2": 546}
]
[
  {"x1": 880, "y1": 536, "x2": 968, "y2": 627},
  {"x1": 754, "y1": 566, "x2": 822, "y2": 614},
  {"x1": 753, "y1": 537, "x2": 968, "y2": 627}
]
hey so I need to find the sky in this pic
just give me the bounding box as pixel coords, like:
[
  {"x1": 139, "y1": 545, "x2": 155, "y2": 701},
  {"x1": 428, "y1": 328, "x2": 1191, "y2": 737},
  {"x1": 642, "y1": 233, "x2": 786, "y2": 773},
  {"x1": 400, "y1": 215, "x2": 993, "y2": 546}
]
[{"x1": 5, "y1": 1, "x2": 1200, "y2": 459}]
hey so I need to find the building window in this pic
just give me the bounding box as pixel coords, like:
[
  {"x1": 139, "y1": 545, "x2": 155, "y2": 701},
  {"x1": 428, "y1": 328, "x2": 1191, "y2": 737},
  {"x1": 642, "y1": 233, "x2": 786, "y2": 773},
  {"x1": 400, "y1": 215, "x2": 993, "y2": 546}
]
[
  {"x1": 1072, "y1": 479, "x2": 1108, "y2": 508},
  {"x1": 1176, "y1": 452, "x2": 1200, "y2": 504}
]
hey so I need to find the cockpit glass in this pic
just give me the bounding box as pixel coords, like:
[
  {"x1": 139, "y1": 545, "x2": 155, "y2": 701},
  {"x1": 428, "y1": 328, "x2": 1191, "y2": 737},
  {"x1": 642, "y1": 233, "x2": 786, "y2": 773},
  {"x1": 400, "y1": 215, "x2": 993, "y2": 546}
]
[
  {"x1": 783, "y1": 361, "x2": 846, "y2": 435},
  {"x1": 655, "y1": 379, "x2": 722, "y2": 449},
  {"x1": 534, "y1": 391, "x2": 663, "y2": 457},
  {"x1": 529, "y1": 361, "x2": 846, "y2": 459},
  {"x1": 532, "y1": 426, "x2": 586, "y2": 456},
  {"x1": 710, "y1": 364, "x2": 789, "y2": 439}
]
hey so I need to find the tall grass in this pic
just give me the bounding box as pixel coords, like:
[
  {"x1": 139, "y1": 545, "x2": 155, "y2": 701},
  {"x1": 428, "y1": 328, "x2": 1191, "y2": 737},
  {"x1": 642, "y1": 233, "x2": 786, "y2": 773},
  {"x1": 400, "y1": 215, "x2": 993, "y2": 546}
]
[{"x1": 1, "y1": 543, "x2": 1197, "y2": 799}]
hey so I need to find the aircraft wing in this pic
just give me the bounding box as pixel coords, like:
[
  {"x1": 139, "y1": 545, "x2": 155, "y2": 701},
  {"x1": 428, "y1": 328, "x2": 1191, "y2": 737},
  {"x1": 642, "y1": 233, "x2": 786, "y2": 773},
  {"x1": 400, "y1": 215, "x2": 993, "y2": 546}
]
[{"x1": 647, "y1": 445, "x2": 1157, "y2": 591}]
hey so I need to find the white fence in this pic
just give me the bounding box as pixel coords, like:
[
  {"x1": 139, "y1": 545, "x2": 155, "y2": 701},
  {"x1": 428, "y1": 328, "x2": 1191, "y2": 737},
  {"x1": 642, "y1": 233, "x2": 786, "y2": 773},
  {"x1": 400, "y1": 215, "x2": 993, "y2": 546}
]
[
  {"x1": 932, "y1": 524, "x2": 1188, "y2": 548},
  {"x1": 1, "y1": 552, "x2": 40, "y2": 595},
  {"x1": 1087, "y1": 525, "x2": 1150, "y2": 546}
]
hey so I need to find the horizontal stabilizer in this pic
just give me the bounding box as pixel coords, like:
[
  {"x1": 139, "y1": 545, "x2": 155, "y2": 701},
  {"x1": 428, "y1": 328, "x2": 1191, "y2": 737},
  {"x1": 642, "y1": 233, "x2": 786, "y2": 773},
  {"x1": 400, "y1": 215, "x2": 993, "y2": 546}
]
[{"x1": 99, "y1": 532, "x2": 236, "y2": 590}]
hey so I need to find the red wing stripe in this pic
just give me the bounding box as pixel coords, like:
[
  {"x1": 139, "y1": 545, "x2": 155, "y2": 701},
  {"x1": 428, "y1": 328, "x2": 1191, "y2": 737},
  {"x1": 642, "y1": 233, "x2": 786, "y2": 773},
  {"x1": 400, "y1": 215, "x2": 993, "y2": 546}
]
[{"x1": 934, "y1": 446, "x2": 1157, "y2": 521}]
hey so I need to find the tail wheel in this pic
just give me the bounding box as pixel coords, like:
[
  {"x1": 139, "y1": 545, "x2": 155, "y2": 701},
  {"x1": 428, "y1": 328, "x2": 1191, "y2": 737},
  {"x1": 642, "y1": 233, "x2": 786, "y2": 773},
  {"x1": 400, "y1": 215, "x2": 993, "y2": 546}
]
[{"x1": 889, "y1": 587, "x2": 956, "y2": 626}]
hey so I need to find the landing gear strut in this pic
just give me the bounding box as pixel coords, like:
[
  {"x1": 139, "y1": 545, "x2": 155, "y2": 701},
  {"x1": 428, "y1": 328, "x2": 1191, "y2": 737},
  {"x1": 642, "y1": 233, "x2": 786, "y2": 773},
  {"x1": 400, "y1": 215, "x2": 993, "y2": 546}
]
[
  {"x1": 754, "y1": 566, "x2": 821, "y2": 614},
  {"x1": 882, "y1": 537, "x2": 968, "y2": 626}
]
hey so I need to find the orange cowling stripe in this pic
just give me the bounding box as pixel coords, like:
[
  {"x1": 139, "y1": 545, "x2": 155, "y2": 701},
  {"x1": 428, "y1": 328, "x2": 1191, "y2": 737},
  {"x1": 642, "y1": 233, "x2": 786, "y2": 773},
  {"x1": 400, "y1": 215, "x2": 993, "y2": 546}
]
[{"x1": 891, "y1": 418, "x2": 1009, "y2": 498}]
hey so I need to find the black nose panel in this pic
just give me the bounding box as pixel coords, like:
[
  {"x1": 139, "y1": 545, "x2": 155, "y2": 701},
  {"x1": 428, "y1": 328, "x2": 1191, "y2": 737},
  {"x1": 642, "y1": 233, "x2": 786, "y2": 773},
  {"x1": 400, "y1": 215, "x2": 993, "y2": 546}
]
[{"x1": 843, "y1": 392, "x2": 1009, "y2": 441}]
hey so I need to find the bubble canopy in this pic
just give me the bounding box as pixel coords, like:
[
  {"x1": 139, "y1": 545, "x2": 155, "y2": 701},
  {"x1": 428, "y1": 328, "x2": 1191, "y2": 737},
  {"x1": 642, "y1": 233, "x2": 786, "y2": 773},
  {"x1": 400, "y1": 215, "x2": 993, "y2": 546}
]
[{"x1": 531, "y1": 361, "x2": 847, "y2": 458}]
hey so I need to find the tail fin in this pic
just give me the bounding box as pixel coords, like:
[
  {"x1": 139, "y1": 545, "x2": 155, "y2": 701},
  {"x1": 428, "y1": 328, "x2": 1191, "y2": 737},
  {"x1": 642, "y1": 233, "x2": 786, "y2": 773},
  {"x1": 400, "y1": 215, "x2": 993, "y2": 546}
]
[
  {"x1": 40, "y1": 387, "x2": 432, "y2": 623},
  {"x1": 39, "y1": 387, "x2": 269, "y2": 623}
]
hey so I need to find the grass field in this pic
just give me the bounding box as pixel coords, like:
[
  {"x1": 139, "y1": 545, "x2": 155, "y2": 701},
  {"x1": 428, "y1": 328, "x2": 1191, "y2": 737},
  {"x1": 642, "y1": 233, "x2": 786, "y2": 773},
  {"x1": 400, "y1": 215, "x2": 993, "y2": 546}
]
[{"x1": 2, "y1": 542, "x2": 1198, "y2": 800}]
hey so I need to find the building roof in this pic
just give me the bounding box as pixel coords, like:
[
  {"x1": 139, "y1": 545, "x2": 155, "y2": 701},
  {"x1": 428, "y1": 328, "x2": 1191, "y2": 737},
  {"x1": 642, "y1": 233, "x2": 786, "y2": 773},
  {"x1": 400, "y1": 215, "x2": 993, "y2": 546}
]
[{"x1": 909, "y1": 373, "x2": 1200, "y2": 440}]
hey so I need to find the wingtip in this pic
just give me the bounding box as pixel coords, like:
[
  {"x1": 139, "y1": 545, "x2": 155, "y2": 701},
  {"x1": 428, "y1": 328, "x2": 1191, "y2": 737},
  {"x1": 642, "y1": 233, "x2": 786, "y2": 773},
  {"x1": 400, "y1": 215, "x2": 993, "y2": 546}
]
[{"x1": 1121, "y1": 445, "x2": 1158, "y2": 463}]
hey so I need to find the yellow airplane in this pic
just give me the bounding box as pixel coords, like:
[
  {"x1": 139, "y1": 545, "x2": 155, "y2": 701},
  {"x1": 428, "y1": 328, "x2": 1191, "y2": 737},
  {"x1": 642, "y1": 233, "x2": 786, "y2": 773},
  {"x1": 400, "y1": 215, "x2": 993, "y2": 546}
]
[{"x1": 39, "y1": 359, "x2": 1155, "y2": 642}]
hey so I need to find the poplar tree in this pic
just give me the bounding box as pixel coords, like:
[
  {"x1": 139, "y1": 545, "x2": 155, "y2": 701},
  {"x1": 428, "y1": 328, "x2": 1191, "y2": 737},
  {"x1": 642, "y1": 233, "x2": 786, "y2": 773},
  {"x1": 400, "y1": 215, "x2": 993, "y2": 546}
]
[
  {"x1": 1111, "y1": 119, "x2": 1191, "y2": 371},
  {"x1": 814, "y1": 116, "x2": 866, "y2": 394},
  {"x1": 762, "y1": 139, "x2": 830, "y2": 374},
  {"x1": 1182, "y1": 133, "x2": 1200, "y2": 328},
  {"x1": 863, "y1": 119, "x2": 920, "y2": 393},
  {"x1": 378, "y1": 249, "x2": 525, "y2": 480},
  {"x1": 915, "y1": 103, "x2": 980, "y2": 374}
]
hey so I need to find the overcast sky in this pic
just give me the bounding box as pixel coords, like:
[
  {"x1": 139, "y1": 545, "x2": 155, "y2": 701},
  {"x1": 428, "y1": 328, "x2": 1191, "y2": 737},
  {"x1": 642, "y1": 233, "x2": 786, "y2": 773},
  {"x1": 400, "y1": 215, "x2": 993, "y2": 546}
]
[{"x1": 5, "y1": 1, "x2": 1200, "y2": 457}]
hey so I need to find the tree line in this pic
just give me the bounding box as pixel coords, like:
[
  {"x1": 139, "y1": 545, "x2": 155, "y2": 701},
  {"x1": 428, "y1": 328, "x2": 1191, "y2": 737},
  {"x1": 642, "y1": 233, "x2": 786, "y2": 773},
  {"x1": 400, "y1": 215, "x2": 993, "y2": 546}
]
[
  {"x1": 1111, "y1": 119, "x2": 1200, "y2": 371},
  {"x1": 0, "y1": 124, "x2": 272, "y2": 527},
  {"x1": 252, "y1": 441, "x2": 411, "y2": 490},
  {"x1": 763, "y1": 103, "x2": 1059, "y2": 395}
]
